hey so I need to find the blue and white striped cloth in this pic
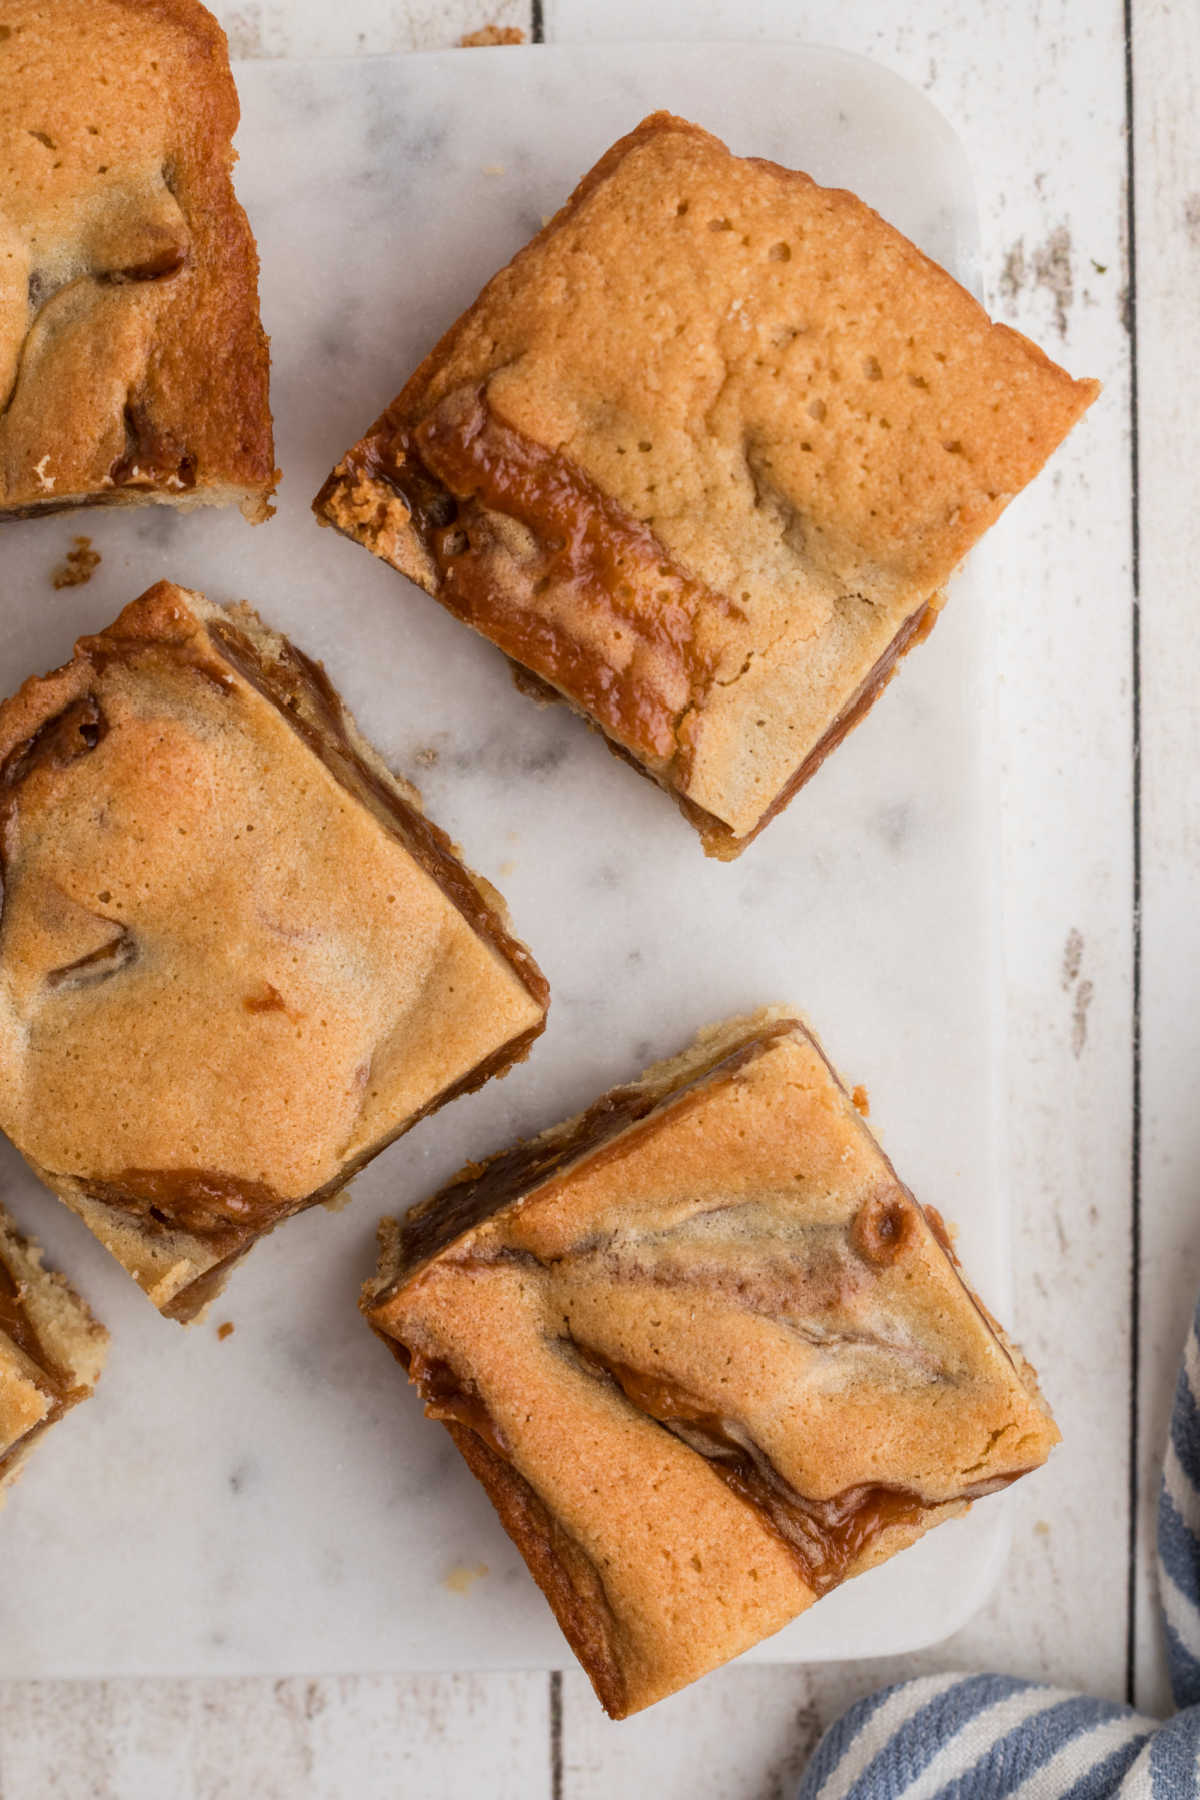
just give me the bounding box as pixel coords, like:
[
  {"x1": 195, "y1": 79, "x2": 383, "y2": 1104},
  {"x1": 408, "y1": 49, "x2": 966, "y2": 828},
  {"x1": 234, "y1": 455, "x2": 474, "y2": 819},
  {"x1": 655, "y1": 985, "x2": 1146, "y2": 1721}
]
[{"x1": 796, "y1": 1293, "x2": 1200, "y2": 1799}]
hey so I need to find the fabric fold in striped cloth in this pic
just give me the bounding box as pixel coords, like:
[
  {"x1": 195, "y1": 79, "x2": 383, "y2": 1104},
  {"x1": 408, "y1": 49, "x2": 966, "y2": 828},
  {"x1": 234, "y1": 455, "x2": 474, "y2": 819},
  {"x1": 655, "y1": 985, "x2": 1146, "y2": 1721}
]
[{"x1": 796, "y1": 1293, "x2": 1200, "y2": 1798}]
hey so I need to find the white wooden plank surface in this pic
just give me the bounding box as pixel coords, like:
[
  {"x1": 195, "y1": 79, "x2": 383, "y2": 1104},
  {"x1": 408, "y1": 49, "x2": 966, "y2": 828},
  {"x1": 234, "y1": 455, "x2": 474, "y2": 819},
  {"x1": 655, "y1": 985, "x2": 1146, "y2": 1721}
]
[
  {"x1": 1130, "y1": 0, "x2": 1200, "y2": 1723},
  {"x1": 0, "y1": 1675, "x2": 551, "y2": 1799},
  {"x1": 1, "y1": 0, "x2": 1189, "y2": 1791}
]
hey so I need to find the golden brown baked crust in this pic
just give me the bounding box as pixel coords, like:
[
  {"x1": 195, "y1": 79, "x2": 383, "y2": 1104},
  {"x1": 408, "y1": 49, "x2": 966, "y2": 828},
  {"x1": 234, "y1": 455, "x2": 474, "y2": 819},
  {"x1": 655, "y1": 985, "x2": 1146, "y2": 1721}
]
[
  {"x1": 0, "y1": 1202, "x2": 108, "y2": 1499},
  {"x1": 0, "y1": 0, "x2": 275, "y2": 522},
  {"x1": 316, "y1": 111, "x2": 1098, "y2": 856},
  {"x1": 365, "y1": 1008, "x2": 1059, "y2": 1716},
  {"x1": 0, "y1": 581, "x2": 548, "y2": 1320}
]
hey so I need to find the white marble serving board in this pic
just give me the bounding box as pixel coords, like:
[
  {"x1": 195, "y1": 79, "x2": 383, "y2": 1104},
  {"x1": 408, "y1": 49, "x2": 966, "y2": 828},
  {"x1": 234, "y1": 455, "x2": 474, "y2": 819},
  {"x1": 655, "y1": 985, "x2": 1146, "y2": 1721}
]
[{"x1": 0, "y1": 44, "x2": 1007, "y2": 1678}]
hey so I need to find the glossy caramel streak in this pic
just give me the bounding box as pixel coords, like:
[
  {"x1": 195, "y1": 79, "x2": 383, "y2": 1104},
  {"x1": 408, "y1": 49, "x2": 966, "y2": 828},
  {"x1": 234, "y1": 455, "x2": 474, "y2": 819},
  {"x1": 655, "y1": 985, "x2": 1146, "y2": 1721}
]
[
  {"x1": 382, "y1": 1329, "x2": 628, "y2": 1712},
  {"x1": 0, "y1": 1251, "x2": 58, "y2": 1385},
  {"x1": 3, "y1": 230, "x2": 189, "y2": 421},
  {"x1": 583, "y1": 1351, "x2": 928, "y2": 1597},
  {"x1": 377, "y1": 389, "x2": 742, "y2": 764},
  {"x1": 450, "y1": 1206, "x2": 946, "y2": 1379},
  {"x1": 0, "y1": 1413, "x2": 53, "y2": 1481},
  {"x1": 0, "y1": 1248, "x2": 68, "y2": 1480},
  {"x1": 445, "y1": 1418, "x2": 629, "y2": 1718},
  {"x1": 76, "y1": 1169, "x2": 292, "y2": 1246},
  {"x1": 408, "y1": 1348, "x2": 510, "y2": 1458},
  {"x1": 76, "y1": 625, "x2": 235, "y2": 693},
  {"x1": 395, "y1": 1020, "x2": 795, "y2": 1283},
  {"x1": 0, "y1": 693, "x2": 107, "y2": 842},
  {"x1": 161, "y1": 1243, "x2": 254, "y2": 1325},
  {"x1": 110, "y1": 398, "x2": 197, "y2": 491},
  {"x1": 345, "y1": 394, "x2": 939, "y2": 844}
]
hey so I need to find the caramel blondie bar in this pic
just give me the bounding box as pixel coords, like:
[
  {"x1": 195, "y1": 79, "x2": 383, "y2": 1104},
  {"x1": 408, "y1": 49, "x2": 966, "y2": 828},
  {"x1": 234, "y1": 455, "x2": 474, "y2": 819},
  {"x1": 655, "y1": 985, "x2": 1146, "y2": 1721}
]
[
  {"x1": 317, "y1": 113, "x2": 1097, "y2": 856},
  {"x1": 365, "y1": 1009, "x2": 1058, "y2": 1714},
  {"x1": 0, "y1": 583, "x2": 547, "y2": 1320}
]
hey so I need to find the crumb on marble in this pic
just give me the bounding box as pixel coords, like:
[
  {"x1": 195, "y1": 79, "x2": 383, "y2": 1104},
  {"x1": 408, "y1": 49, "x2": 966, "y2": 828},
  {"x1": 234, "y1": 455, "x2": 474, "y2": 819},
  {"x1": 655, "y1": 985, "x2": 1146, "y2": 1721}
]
[
  {"x1": 1034, "y1": 1520, "x2": 1052, "y2": 1537},
  {"x1": 459, "y1": 24, "x2": 525, "y2": 46},
  {"x1": 482, "y1": 163, "x2": 507, "y2": 177},
  {"x1": 51, "y1": 536, "x2": 101, "y2": 589},
  {"x1": 444, "y1": 1560, "x2": 489, "y2": 1594},
  {"x1": 414, "y1": 746, "x2": 439, "y2": 767},
  {"x1": 217, "y1": 1321, "x2": 235, "y2": 1342},
  {"x1": 509, "y1": 662, "x2": 558, "y2": 706},
  {"x1": 321, "y1": 1184, "x2": 355, "y2": 1214},
  {"x1": 851, "y1": 1083, "x2": 870, "y2": 1117},
  {"x1": 498, "y1": 858, "x2": 516, "y2": 877}
]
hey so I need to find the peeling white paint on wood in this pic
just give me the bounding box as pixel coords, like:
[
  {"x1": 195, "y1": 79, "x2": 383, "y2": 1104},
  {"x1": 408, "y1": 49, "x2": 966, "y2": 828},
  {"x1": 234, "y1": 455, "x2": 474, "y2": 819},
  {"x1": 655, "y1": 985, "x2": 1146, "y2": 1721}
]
[
  {"x1": 0, "y1": 0, "x2": 1188, "y2": 1792},
  {"x1": 0, "y1": 1675, "x2": 552, "y2": 1799}
]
